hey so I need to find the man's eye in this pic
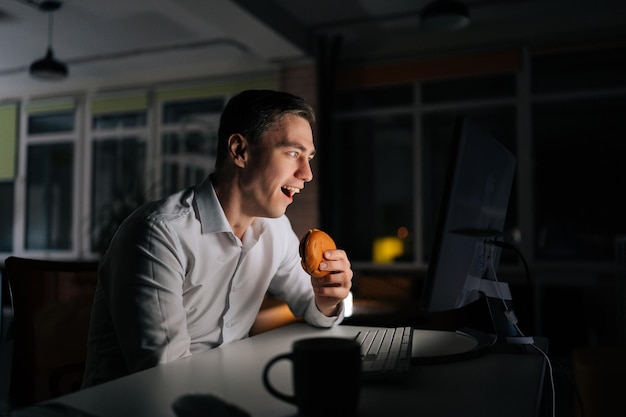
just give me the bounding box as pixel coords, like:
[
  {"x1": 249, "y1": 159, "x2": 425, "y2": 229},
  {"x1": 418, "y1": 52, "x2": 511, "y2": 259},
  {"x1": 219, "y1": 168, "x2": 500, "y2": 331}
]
[{"x1": 288, "y1": 151, "x2": 299, "y2": 158}]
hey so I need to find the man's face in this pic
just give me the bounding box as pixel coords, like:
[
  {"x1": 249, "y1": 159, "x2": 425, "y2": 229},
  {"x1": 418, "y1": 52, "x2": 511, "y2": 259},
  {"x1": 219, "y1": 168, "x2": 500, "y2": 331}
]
[{"x1": 240, "y1": 113, "x2": 315, "y2": 218}]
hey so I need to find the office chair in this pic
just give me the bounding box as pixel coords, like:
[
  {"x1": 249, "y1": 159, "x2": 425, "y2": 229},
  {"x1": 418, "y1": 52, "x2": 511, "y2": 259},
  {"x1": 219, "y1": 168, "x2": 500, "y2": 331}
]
[{"x1": 4, "y1": 256, "x2": 98, "y2": 408}]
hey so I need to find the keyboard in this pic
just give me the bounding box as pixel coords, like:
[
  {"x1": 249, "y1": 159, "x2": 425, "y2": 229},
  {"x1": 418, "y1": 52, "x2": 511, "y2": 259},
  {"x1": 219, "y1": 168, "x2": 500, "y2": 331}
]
[{"x1": 355, "y1": 326, "x2": 413, "y2": 381}]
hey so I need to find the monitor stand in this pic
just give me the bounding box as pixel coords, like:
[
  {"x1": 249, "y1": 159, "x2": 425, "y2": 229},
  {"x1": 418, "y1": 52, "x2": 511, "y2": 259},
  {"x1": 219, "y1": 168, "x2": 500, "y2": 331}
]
[{"x1": 411, "y1": 279, "x2": 530, "y2": 364}]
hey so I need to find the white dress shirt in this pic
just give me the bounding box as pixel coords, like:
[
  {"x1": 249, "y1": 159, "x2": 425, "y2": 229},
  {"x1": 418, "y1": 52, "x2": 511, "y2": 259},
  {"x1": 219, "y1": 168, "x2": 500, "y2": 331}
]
[{"x1": 82, "y1": 177, "x2": 343, "y2": 387}]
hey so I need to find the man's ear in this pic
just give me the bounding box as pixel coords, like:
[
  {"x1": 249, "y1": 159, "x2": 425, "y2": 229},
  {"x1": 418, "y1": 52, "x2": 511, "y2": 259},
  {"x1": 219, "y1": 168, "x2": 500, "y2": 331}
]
[{"x1": 228, "y1": 134, "x2": 248, "y2": 167}]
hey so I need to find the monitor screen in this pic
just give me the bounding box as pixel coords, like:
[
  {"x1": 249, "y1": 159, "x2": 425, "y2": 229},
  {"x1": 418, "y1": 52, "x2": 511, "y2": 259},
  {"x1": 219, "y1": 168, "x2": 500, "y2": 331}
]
[{"x1": 412, "y1": 116, "x2": 522, "y2": 363}]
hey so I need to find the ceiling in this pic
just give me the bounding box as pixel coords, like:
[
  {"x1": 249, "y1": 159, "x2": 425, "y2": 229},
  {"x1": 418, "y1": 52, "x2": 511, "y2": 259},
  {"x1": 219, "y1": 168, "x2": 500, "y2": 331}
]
[{"x1": 1, "y1": 0, "x2": 625, "y2": 98}]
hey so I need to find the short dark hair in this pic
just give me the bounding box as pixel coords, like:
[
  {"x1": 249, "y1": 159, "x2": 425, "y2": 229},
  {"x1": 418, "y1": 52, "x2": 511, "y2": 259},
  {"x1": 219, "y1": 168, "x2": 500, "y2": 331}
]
[{"x1": 214, "y1": 89, "x2": 315, "y2": 169}]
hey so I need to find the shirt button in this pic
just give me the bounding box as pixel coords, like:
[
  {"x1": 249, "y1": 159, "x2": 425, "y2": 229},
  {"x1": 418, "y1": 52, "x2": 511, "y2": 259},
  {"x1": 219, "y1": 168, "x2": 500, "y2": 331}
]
[{"x1": 225, "y1": 322, "x2": 232, "y2": 328}]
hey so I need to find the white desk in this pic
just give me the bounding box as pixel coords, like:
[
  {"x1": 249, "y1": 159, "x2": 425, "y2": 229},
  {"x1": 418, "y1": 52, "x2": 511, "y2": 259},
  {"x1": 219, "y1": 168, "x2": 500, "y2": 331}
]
[{"x1": 29, "y1": 324, "x2": 546, "y2": 417}]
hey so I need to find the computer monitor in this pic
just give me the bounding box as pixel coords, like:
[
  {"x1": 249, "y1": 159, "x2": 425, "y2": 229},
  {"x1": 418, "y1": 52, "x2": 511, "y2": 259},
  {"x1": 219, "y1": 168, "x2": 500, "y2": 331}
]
[{"x1": 412, "y1": 116, "x2": 525, "y2": 363}]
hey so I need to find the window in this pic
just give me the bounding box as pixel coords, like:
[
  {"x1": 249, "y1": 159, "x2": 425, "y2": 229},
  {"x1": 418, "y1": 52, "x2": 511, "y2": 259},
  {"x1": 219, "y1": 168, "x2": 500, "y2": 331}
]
[
  {"x1": 27, "y1": 111, "x2": 75, "y2": 134},
  {"x1": 0, "y1": 76, "x2": 276, "y2": 260},
  {"x1": 422, "y1": 73, "x2": 516, "y2": 103},
  {"x1": 21, "y1": 100, "x2": 79, "y2": 255},
  {"x1": 532, "y1": 95, "x2": 626, "y2": 261},
  {"x1": 25, "y1": 142, "x2": 74, "y2": 250},
  {"x1": 332, "y1": 111, "x2": 415, "y2": 263},
  {"x1": 0, "y1": 183, "x2": 14, "y2": 253},
  {"x1": 89, "y1": 94, "x2": 150, "y2": 255},
  {"x1": 331, "y1": 77, "x2": 518, "y2": 266},
  {"x1": 532, "y1": 45, "x2": 626, "y2": 93},
  {"x1": 0, "y1": 71, "x2": 276, "y2": 262},
  {"x1": 159, "y1": 98, "x2": 223, "y2": 196},
  {"x1": 531, "y1": 44, "x2": 626, "y2": 262},
  {"x1": 330, "y1": 45, "x2": 626, "y2": 266}
]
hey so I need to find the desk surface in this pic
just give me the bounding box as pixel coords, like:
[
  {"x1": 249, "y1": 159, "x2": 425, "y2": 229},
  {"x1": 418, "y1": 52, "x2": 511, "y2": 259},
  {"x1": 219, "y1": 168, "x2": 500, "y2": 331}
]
[{"x1": 34, "y1": 324, "x2": 546, "y2": 417}]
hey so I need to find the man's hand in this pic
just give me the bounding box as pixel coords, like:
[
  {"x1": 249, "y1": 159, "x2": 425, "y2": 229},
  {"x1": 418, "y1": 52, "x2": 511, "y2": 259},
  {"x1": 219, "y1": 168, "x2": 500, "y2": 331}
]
[{"x1": 311, "y1": 249, "x2": 353, "y2": 316}]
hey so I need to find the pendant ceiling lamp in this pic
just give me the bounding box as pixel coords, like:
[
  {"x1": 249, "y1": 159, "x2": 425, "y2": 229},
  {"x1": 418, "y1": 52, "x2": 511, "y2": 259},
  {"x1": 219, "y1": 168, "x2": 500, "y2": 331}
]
[
  {"x1": 29, "y1": 0, "x2": 68, "y2": 80},
  {"x1": 420, "y1": 0, "x2": 470, "y2": 31}
]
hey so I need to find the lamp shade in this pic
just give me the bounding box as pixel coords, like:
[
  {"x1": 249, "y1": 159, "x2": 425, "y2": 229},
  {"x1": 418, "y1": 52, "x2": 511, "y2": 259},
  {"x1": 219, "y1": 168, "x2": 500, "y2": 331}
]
[
  {"x1": 29, "y1": 47, "x2": 68, "y2": 80},
  {"x1": 420, "y1": 0, "x2": 470, "y2": 31}
]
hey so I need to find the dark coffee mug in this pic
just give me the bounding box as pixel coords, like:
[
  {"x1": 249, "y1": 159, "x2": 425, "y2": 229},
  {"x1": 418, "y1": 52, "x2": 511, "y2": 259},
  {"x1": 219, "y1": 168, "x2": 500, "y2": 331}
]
[{"x1": 262, "y1": 337, "x2": 362, "y2": 417}]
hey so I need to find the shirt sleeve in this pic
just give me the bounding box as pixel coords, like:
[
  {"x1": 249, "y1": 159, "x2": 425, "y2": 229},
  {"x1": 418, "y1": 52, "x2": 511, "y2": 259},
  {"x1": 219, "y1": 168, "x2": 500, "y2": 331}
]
[{"x1": 103, "y1": 211, "x2": 192, "y2": 373}]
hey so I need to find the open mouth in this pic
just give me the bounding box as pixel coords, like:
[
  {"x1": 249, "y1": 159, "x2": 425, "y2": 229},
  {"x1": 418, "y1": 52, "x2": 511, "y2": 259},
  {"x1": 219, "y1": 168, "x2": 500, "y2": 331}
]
[{"x1": 281, "y1": 186, "x2": 300, "y2": 198}]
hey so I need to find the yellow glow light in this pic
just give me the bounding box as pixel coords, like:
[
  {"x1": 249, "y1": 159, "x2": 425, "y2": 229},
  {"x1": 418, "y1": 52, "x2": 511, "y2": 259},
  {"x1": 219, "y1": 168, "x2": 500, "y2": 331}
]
[{"x1": 373, "y1": 236, "x2": 404, "y2": 263}]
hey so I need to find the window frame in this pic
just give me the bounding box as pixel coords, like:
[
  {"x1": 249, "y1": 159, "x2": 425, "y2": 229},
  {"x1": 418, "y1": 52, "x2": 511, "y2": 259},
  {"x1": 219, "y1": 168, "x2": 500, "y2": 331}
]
[{"x1": 13, "y1": 98, "x2": 83, "y2": 259}]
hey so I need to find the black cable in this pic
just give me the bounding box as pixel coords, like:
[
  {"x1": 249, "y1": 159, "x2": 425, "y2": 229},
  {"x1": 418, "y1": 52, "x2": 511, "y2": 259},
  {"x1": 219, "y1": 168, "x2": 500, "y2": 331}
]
[
  {"x1": 493, "y1": 240, "x2": 587, "y2": 417},
  {"x1": 494, "y1": 240, "x2": 531, "y2": 288}
]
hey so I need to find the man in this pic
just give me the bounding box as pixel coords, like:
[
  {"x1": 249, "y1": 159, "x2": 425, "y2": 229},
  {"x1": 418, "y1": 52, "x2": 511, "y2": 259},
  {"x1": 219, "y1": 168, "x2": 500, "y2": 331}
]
[{"x1": 82, "y1": 89, "x2": 353, "y2": 388}]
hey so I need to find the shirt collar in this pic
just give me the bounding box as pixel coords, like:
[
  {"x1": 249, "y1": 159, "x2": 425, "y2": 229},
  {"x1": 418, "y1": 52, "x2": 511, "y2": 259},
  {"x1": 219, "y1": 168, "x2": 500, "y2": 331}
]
[
  {"x1": 194, "y1": 176, "x2": 268, "y2": 248},
  {"x1": 194, "y1": 176, "x2": 232, "y2": 235}
]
